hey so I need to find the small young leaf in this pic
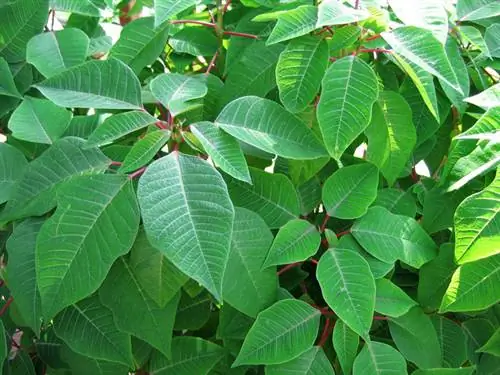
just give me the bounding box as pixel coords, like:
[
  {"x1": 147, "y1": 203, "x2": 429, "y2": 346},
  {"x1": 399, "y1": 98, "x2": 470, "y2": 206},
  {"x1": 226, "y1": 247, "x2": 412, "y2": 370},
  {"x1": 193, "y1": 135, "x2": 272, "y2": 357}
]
[
  {"x1": 375, "y1": 278, "x2": 417, "y2": 318},
  {"x1": 119, "y1": 129, "x2": 171, "y2": 173},
  {"x1": 264, "y1": 5, "x2": 317, "y2": 46},
  {"x1": 233, "y1": 299, "x2": 321, "y2": 366}
]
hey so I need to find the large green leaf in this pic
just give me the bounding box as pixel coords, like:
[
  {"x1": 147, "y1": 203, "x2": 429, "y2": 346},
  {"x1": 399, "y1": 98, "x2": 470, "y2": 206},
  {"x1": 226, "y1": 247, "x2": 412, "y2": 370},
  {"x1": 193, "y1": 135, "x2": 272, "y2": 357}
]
[
  {"x1": 262, "y1": 219, "x2": 320, "y2": 268},
  {"x1": 233, "y1": 299, "x2": 321, "y2": 366},
  {"x1": 317, "y1": 56, "x2": 379, "y2": 160},
  {"x1": 353, "y1": 341, "x2": 408, "y2": 375},
  {"x1": 137, "y1": 152, "x2": 234, "y2": 302},
  {"x1": 36, "y1": 174, "x2": 140, "y2": 319},
  {"x1": 154, "y1": 0, "x2": 198, "y2": 27},
  {"x1": 169, "y1": 27, "x2": 218, "y2": 57},
  {"x1": 216, "y1": 96, "x2": 327, "y2": 160},
  {"x1": 388, "y1": 0, "x2": 448, "y2": 43},
  {"x1": 464, "y1": 83, "x2": 499, "y2": 110},
  {"x1": 0, "y1": 137, "x2": 109, "y2": 221},
  {"x1": 388, "y1": 307, "x2": 442, "y2": 369},
  {"x1": 224, "y1": 167, "x2": 300, "y2": 229},
  {"x1": 478, "y1": 328, "x2": 500, "y2": 357},
  {"x1": 276, "y1": 36, "x2": 328, "y2": 113},
  {"x1": 0, "y1": 0, "x2": 49, "y2": 63},
  {"x1": 333, "y1": 320, "x2": 359, "y2": 375},
  {"x1": 129, "y1": 228, "x2": 188, "y2": 307},
  {"x1": 263, "y1": 5, "x2": 317, "y2": 46},
  {"x1": 431, "y1": 316, "x2": 467, "y2": 368},
  {"x1": 454, "y1": 171, "x2": 499, "y2": 264},
  {"x1": 0, "y1": 142, "x2": 28, "y2": 204},
  {"x1": 53, "y1": 295, "x2": 134, "y2": 367},
  {"x1": 150, "y1": 73, "x2": 207, "y2": 117},
  {"x1": 0, "y1": 57, "x2": 21, "y2": 98},
  {"x1": 50, "y1": 0, "x2": 106, "y2": 16},
  {"x1": 440, "y1": 253, "x2": 500, "y2": 312},
  {"x1": 421, "y1": 187, "x2": 469, "y2": 234},
  {"x1": 365, "y1": 91, "x2": 416, "y2": 185},
  {"x1": 148, "y1": 336, "x2": 225, "y2": 374},
  {"x1": 484, "y1": 24, "x2": 500, "y2": 58},
  {"x1": 412, "y1": 369, "x2": 474, "y2": 375},
  {"x1": 191, "y1": 121, "x2": 251, "y2": 183},
  {"x1": 223, "y1": 207, "x2": 277, "y2": 317},
  {"x1": 352, "y1": 207, "x2": 438, "y2": 268},
  {"x1": 86, "y1": 110, "x2": 157, "y2": 147},
  {"x1": 119, "y1": 129, "x2": 171, "y2": 173},
  {"x1": 26, "y1": 28, "x2": 89, "y2": 77},
  {"x1": 6, "y1": 218, "x2": 43, "y2": 334},
  {"x1": 8, "y1": 96, "x2": 72, "y2": 144},
  {"x1": 382, "y1": 27, "x2": 461, "y2": 93},
  {"x1": 34, "y1": 59, "x2": 142, "y2": 109},
  {"x1": 456, "y1": 0, "x2": 500, "y2": 21},
  {"x1": 316, "y1": 0, "x2": 370, "y2": 27},
  {"x1": 418, "y1": 244, "x2": 457, "y2": 311},
  {"x1": 61, "y1": 344, "x2": 130, "y2": 375},
  {"x1": 322, "y1": 162, "x2": 379, "y2": 219},
  {"x1": 110, "y1": 17, "x2": 170, "y2": 74},
  {"x1": 372, "y1": 188, "x2": 417, "y2": 217},
  {"x1": 265, "y1": 346, "x2": 335, "y2": 375},
  {"x1": 317, "y1": 248, "x2": 375, "y2": 339},
  {"x1": 99, "y1": 258, "x2": 180, "y2": 358},
  {"x1": 375, "y1": 278, "x2": 417, "y2": 318}
]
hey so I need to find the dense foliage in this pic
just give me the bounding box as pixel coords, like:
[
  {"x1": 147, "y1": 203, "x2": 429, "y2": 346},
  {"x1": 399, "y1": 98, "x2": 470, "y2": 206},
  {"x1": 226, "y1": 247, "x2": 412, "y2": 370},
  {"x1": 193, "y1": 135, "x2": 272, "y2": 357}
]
[{"x1": 0, "y1": 0, "x2": 499, "y2": 374}]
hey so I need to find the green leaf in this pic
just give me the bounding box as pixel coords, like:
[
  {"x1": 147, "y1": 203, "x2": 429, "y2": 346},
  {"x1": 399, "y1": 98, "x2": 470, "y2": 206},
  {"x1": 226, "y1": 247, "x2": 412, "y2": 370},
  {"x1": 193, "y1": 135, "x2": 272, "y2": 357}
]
[
  {"x1": 26, "y1": 28, "x2": 89, "y2": 77},
  {"x1": 322, "y1": 162, "x2": 379, "y2": 219},
  {"x1": 418, "y1": 244, "x2": 457, "y2": 311},
  {"x1": 154, "y1": 0, "x2": 198, "y2": 27},
  {"x1": 478, "y1": 328, "x2": 500, "y2": 357},
  {"x1": 375, "y1": 278, "x2": 417, "y2": 318},
  {"x1": 0, "y1": 322, "x2": 6, "y2": 371},
  {"x1": 0, "y1": 142, "x2": 28, "y2": 204},
  {"x1": 174, "y1": 291, "x2": 211, "y2": 331},
  {"x1": 233, "y1": 299, "x2": 321, "y2": 366},
  {"x1": 388, "y1": 307, "x2": 442, "y2": 369},
  {"x1": 440, "y1": 253, "x2": 500, "y2": 312},
  {"x1": 8, "y1": 96, "x2": 72, "y2": 144},
  {"x1": 216, "y1": 96, "x2": 327, "y2": 160},
  {"x1": 53, "y1": 295, "x2": 134, "y2": 367},
  {"x1": 412, "y1": 369, "x2": 475, "y2": 375},
  {"x1": 6, "y1": 218, "x2": 43, "y2": 334},
  {"x1": 317, "y1": 56, "x2": 379, "y2": 160},
  {"x1": 61, "y1": 344, "x2": 130, "y2": 375},
  {"x1": 421, "y1": 188, "x2": 469, "y2": 234},
  {"x1": 333, "y1": 320, "x2": 359, "y2": 375},
  {"x1": 9, "y1": 350, "x2": 36, "y2": 375},
  {"x1": 264, "y1": 5, "x2": 317, "y2": 46},
  {"x1": 119, "y1": 129, "x2": 171, "y2": 173},
  {"x1": 365, "y1": 91, "x2": 416, "y2": 185},
  {"x1": 265, "y1": 346, "x2": 335, "y2": 375},
  {"x1": 34, "y1": 59, "x2": 142, "y2": 109},
  {"x1": 148, "y1": 336, "x2": 225, "y2": 374},
  {"x1": 86, "y1": 110, "x2": 157, "y2": 147},
  {"x1": 99, "y1": 257, "x2": 180, "y2": 358},
  {"x1": 190, "y1": 121, "x2": 251, "y2": 183},
  {"x1": 372, "y1": 188, "x2": 417, "y2": 217},
  {"x1": 262, "y1": 219, "x2": 320, "y2": 268},
  {"x1": 352, "y1": 207, "x2": 438, "y2": 268},
  {"x1": 276, "y1": 36, "x2": 328, "y2": 113},
  {"x1": 224, "y1": 167, "x2": 300, "y2": 229},
  {"x1": 431, "y1": 315, "x2": 468, "y2": 367},
  {"x1": 463, "y1": 318, "x2": 495, "y2": 364},
  {"x1": 382, "y1": 27, "x2": 461, "y2": 93},
  {"x1": 137, "y1": 152, "x2": 234, "y2": 302},
  {"x1": 50, "y1": 0, "x2": 106, "y2": 17},
  {"x1": 464, "y1": 83, "x2": 499, "y2": 110},
  {"x1": 0, "y1": 137, "x2": 109, "y2": 221},
  {"x1": 454, "y1": 171, "x2": 500, "y2": 264},
  {"x1": 169, "y1": 27, "x2": 219, "y2": 56},
  {"x1": 317, "y1": 248, "x2": 375, "y2": 339},
  {"x1": 223, "y1": 207, "x2": 277, "y2": 317},
  {"x1": 329, "y1": 25, "x2": 362, "y2": 51},
  {"x1": 0, "y1": 57, "x2": 21, "y2": 97},
  {"x1": 217, "y1": 304, "x2": 254, "y2": 340},
  {"x1": 388, "y1": 0, "x2": 448, "y2": 44},
  {"x1": 129, "y1": 228, "x2": 188, "y2": 307},
  {"x1": 0, "y1": 0, "x2": 49, "y2": 63},
  {"x1": 353, "y1": 341, "x2": 408, "y2": 375},
  {"x1": 456, "y1": 0, "x2": 500, "y2": 21},
  {"x1": 484, "y1": 24, "x2": 500, "y2": 58},
  {"x1": 150, "y1": 73, "x2": 207, "y2": 117},
  {"x1": 36, "y1": 174, "x2": 140, "y2": 319},
  {"x1": 316, "y1": 0, "x2": 370, "y2": 27},
  {"x1": 221, "y1": 42, "x2": 284, "y2": 107},
  {"x1": 110, "y1": 17, "x2": 170, "y2": 75}
]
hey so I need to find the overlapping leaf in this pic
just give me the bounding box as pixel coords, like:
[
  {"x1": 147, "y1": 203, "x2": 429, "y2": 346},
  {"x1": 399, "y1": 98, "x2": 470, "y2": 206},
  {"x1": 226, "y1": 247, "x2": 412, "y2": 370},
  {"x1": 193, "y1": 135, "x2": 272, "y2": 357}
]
[
  {"x1": 333, "y1": 320, "x2": 359, "y2": 375},
  {"x1": 0, "y1": 142, "x2": 28, "y2": 204},
  {"x1": 119, "y1": 129, "x2": 171, "y2": 173},
  {"x1": 266, "y1": 346, "x2": 335, "y2": 375},
  {"x1": 353, "y1": 341, "x2": 408, "y2": 375}
]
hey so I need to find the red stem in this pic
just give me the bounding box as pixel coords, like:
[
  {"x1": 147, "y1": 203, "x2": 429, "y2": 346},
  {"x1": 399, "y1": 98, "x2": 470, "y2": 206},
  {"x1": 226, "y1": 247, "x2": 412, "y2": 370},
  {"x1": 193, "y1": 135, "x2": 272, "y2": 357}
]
[
  {"x1": 373, "y1": 315, "x2": 388, "y2": 321},
  {"x1": 359, "y1": 48, "x2": 392, "y2": 54},
  {"x1": 128, "y1": 167, "x2": 146, "y2": 179},
  {"x1": 0, "y1": 296, "x2": 14, "y2": 316},
  {"x1": 155, "y1": 121, "x2": 168, "y2": 130},
  {"x1": 223, "y1": 30, "x2": 259, "y2": 39},
  {"x1": 411, "y1": 167, "x2": 419, "y2": 182},
  {"x1": 319, "y1": 214, "x2": 330, "y2": 233},
  {"x1": 317, "y1": 318, "x2": 332, "y2": 346},
  {"x1": 277, "y1": 262, "x2": 302, "y2": 276},
  {"x1": 365, "y1": 34, "x2": 381, "y2": 41},
  {"x1": 223, "y1": 0, "x2": 232, "y2": 13},
  {"x1": 354, "y1": 0, "x2": 360, "y2": 9},
  {"x1": 110, "y1": 161, "x2": 122, "y2": 166},
  {"x1": 156, "y1": 103, "x2": 169, "y2": 121},
  {"x1": 170, "y1": 20, "x2": 215, "y2": 28},
  {"x1": 206, "y1": 50, "x2": 219, "y2": 75},
  {"x1": 336, "y1": 229, "x2": 351, "y2": 238},
  {"x1": 309, "y1": 258, "x2": 318, "y2": 265}
]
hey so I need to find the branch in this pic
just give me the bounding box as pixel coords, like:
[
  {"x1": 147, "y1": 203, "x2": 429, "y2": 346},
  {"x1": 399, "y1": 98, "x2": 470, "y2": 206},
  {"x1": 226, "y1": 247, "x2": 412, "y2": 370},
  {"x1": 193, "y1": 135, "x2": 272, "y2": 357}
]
[
  {"x1": 223, "y1": 30, "x2": 259, "y2": 39},
  {"x1": 128, "y1": 167, "x2": 147, "y2": 179},
  {"x1": 170, "y1": 20, "x2": 215, "y2": 28},
  {"x1": 0, "y1": 297, "x2": 14, "y2": 316}
]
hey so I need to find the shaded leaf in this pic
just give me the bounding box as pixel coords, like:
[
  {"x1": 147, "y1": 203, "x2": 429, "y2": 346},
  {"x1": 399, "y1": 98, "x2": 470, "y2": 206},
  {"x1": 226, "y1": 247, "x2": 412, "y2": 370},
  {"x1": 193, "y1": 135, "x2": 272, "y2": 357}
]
[
  {"x1": 170, "y1": 27, "x2": 219, "y2": 56},
  {"x1": 0, "y1": 143, "x2": 28, "y2": 204},
  {"x1": 119, "y1": 129, "x2": 171, "y2": 173},
  {"x1": 265, "y1": 346, "x2": 335, "y2": 375},
  {"x1": 375, "y1": 278, "x2": 417, "y2": 318},
  {"x1": 431, "y1": 315, "x2": 467, "y2": 368}
]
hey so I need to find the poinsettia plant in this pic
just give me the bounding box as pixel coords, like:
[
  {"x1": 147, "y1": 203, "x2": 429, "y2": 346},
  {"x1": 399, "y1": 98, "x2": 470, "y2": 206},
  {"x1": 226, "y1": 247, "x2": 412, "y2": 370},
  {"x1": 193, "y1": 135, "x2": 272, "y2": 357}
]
[{"x1": 0, "y1": 0, "x2": 499, "y2": 374}]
